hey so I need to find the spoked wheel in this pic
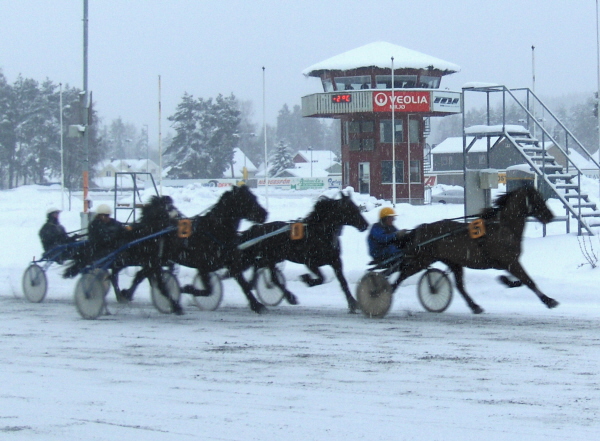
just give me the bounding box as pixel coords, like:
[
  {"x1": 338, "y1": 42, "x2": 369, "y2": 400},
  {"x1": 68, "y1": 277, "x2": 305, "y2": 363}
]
[
  {"x1": 22, "y1": 264, "x2": 48, "y2": 303},
  {"x1": 417, "y1": 268, "x2": 453, "y2": 313},
  {"x1": 191, "y1": 273, "x2": 223, "y2": 311},
  {"x1": 150, "y1": 271, "x2": 182, "y2": 314},
  {"x1": 255, "y1": 267, "x2": 285, "y2": 307},
  {"x1": 356, "y1": 272, "x2": 393, "y2": 318},
  {"x1": 74, "y1": 272, "x2": 107, "y2": 320},
  {"x1": 90, "y1": 268, "x2": 111, "y2": 295}
]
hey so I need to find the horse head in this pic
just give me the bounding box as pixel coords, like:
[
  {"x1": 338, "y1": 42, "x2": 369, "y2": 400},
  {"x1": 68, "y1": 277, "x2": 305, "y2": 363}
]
[
  {"x1": 495, "y1": 186, "x2": 554, "y2": 225},
  {"x1": 219, "y1": 185, "x2": 267, "y2": 224},
  {"x1": 306, "y1": 193, "x2": 368, "y2": 232},
  {"x1": 338, "y1": 192, "x2": 369, "y2": 231},
  {"x1": 520, "y1": 186, "x2": 554, "y2": 224},
  {"x1": 140, "y1": 195, "x2": 181, "y2": 230}
]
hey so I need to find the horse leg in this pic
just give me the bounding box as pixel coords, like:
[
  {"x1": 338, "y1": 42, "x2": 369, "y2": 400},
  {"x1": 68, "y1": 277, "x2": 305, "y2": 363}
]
[
  {"x1": 181, "y1": 272, "x2": 211, "y2": 297},
  {"x1": 447, "y1": 263, "x2": 484, "y2": 314},
  {"x1": 326, "y1": 261, "x2": 358, "y2": 314},
  {"x1": 269, "y1": 265, "x2": 298, "y2": 305},
  {"x1": 232, "y1": 271, "x2": 267, "y2": 314},
  {"x1": 151, "y1": 268, "x2": 184, "y2": 315},
  {"x1": 119, "y1": 267, "x2": 151, "y2": 302},
  {"x1": 300, "y1": 265, "x2": 325, "y2": 287},
  {"x1": 498, "y1": 275, "x2": 523, "y2": 288},
  {"x1": 506, "y1": 261, "x2": 559, "y2": 308}
]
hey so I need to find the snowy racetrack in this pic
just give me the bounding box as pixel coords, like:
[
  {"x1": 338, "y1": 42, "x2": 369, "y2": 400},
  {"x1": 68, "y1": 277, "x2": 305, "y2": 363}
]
[
  {"x1": 1, "y1": 275, "x2": 598, "y2": 440},
  {"x1": 1, "y1": 184, "x2": 599, "y2": 440}
]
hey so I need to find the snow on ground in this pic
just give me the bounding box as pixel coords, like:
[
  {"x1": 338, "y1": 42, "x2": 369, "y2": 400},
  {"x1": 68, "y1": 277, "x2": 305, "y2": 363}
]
[{"x1": 1, "y1": 183, "x2": 599, "y2": 440}]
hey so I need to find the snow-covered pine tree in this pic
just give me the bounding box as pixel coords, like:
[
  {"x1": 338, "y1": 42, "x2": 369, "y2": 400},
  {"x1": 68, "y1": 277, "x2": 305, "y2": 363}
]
[
  {"x1": 269, "y1": 140, "x2": 295, "y2": 177},
  {"x1": 165, "y1": 93, "x2": 241, "y2": 179}
]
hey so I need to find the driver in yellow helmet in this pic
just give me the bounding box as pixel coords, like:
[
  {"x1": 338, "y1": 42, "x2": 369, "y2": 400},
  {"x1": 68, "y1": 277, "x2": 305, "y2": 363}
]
[{"x1": 367, "y1": 207, "x2": 407, "y2": 261}]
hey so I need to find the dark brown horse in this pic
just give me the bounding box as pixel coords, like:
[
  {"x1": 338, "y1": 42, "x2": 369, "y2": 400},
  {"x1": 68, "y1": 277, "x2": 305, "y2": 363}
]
[{"x1": 393, "y1": 186, "x2": 558, "y2": 314}]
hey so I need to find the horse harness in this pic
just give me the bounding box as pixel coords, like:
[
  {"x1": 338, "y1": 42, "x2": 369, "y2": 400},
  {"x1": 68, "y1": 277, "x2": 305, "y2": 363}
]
[{"x1": 415, "y1": 216, "x2": 492, "y2": 250}]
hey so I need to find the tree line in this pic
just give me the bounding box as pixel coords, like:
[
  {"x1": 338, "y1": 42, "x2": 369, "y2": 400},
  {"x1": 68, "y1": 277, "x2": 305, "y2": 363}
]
[{"x1": 0, "y1": 68, "x2": 340, "y2": 188}]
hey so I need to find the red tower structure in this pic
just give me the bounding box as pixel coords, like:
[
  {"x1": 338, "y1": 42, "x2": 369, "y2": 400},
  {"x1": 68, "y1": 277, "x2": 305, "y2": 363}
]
[{"x1": 302, "y1": 42, "x2": 461, "y2": 203}]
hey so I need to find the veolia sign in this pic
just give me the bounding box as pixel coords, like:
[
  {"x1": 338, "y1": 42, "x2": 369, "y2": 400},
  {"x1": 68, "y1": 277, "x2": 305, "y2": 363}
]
[{"x1": 372, "y1": 91, "x2": 430, "y2": 112}]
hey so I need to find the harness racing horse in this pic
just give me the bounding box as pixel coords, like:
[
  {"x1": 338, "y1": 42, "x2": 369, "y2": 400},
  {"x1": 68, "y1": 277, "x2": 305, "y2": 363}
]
[
  {"x1": 170, "y1": 185, "x2": 269, "y2": 314},
  {"x1": 394, "y1": 186, "x2": 558, "y2": 314},
  {"x1": 63, "y1": 195, "x2": 183, "y2": 313},
  {"x1": 236, "y1": 192, "x2": 369, "y2": 313}
]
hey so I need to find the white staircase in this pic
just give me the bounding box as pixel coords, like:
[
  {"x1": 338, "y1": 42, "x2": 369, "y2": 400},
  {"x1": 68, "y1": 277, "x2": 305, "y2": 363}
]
[{"x1": 463, "y1": 85, "x2": 600, "y2": 236}]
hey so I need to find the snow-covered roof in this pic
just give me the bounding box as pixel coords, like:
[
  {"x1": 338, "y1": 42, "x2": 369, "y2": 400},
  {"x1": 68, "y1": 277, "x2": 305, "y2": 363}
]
[
  {"x1": 95, "y1": 158, "x2": 157, "y2": 172},
  {"x1": 302, "y1": 41, "x2": 460, "y2": 77},
  {"x1": 432, "y1": 136, "x2": 500, "y2": 154},
  {"x1": 464, "y1": 125, "x2": 530, "y2": 135},
  {"x1": 276, "y1": 163, "x2": 329, "y2": 178},
  {"x1": 295, "y1": 150, "x2": 339, "y2": 168},
  {"x1": 222, "y1": 148, "x2": 257, "y2": 178}
]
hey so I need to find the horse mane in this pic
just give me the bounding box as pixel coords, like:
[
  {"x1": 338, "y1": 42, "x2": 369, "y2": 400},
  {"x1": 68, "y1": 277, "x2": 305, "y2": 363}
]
[
  {"x1": 478, "y1": 186, "x2": 534, "y2": 219},
  {"x1": 138, "y1": 195, "x2": 177, "y2": 232},
  {"x1": 304, "y1": 196, "x2": 335, "y2": 223}
]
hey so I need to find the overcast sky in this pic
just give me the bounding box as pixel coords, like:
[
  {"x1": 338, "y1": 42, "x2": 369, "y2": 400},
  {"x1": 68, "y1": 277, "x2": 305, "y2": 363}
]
[{"x1": 1, "y1": 0, "x2": 598, "y2": 146}]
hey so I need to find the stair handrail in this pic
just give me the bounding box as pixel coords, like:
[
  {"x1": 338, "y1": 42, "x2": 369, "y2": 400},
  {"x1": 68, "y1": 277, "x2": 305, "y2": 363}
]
[{"x1": 510, "y1": 87, "x2": 600, "y2": 171}]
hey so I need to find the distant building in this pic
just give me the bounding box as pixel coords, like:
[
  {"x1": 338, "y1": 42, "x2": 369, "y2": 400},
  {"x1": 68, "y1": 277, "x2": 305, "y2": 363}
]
[
  {"x1": 273, "y1": 149, "x2": 341, "y2": 178},
  {"x1": 301, "y1": 41, "x2": 461, "y2": 202},
  {"x1": 222, "y1": 148, "x2": 258, "y2": 179}
]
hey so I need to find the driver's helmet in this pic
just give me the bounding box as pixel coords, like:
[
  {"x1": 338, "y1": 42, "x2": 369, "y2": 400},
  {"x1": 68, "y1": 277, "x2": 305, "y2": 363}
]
[
  {"x1": 95, "y1": 204, "x2": 112, "y2": 216},
  {"x1": 379, "y1": 207, "x2": 397, "y2": 219},
  {"x1": 46, "y1": 207, "x2": 61, "y2": 215}
]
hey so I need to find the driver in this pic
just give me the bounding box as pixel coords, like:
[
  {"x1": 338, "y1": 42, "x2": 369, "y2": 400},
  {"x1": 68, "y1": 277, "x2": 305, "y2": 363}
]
[
  {"x1": 39, "y1": 208, "x2": 78, "y2": 252},
  {"x1": 88, "y1": 204, "x2": 130, "y2": 257},
  {"x1": 367, "y1": 207, "x2": 407, "y2": 262}
]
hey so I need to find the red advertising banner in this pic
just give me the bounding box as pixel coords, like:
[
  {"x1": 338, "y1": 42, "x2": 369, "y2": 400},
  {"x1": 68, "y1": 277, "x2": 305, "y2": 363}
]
[{"x1": 372, "y1": 91, "x2": 431, "y2": 112}]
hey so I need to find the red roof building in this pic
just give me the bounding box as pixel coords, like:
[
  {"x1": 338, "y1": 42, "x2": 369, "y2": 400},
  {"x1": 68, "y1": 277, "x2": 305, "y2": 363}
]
[{"x1": 301, "y1": 42, "x2": 461, "y2": 203}]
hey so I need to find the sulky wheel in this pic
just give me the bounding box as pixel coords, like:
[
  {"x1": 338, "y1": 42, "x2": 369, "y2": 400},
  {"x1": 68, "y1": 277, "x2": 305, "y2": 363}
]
[
  {"x1": 90, "y1": 268, "x2": 111, "y2": 295},
  {"x1": 150, "y1": 271, "x2": 182, "y2": 314},
  {"x1": 74, "y1": 272, "x2": 107, "y2": 319},
  {"x1": 22, "y1": 264, "x2": 48, "y2": 303},
  {"x1": 255, "y1": 267, "x2": 285, "y2": 307},
  {"x1": 191, "y1": 272, "x2": 223, "y2": 311},
  {"x1": 417, "y1": 268, "x2": 453, "y2": 313},
  {"x1": 356, "y1": 272, "x2": 393, "y2": 318}
]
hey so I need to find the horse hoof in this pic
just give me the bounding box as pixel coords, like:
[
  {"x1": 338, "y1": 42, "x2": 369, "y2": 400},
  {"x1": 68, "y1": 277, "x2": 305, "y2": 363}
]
[
  {"x1": 173, "y1": 306, "x2": 184, "y2": 315},
  {"x1": 300, "y1": 274, "x2": 312, "y2": 285},
  {"x1": 253, "y1": 303, "x2": 268, "y2": 314},
  {"x1": 286, "y1": 294, "x2": 298, "y2": 305},
  {"x1": 472, "y1": 305, "x2": 484, "y2": 314},
  {"x1": 498, "y1": 275, "x2": 521, "y2": 288},
  {"x1": 545, "y1": 298, "x2": 559, "y2": 309}
]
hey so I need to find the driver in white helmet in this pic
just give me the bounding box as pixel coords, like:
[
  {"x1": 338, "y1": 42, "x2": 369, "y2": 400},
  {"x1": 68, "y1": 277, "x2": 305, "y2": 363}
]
[
  {"x1": 88, "y1": 204, "x2": 130, "y2": 257},
  {"x1": 39, "y1": 208, "x2": 79, "y2": 253}
]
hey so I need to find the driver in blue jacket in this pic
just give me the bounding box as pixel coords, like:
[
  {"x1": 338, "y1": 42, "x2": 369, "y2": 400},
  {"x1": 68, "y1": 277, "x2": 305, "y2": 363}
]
[{"x1": 368, "y1": 207, "x2": 407, "y2": 261}]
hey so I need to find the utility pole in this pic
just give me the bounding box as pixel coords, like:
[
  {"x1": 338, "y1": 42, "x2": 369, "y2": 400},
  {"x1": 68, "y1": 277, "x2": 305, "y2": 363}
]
[{"x1": 82, "y1": 0, "x2": 90, "y2": 214}]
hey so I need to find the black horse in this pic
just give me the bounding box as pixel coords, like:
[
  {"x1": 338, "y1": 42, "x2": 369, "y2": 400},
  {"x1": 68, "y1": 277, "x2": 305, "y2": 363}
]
[
  {"x1": 236, "y1": 192, "x2": 369, "y2": 313},
  {"x1": 115, "y1": 186, "x2": 269, "y2": 314},
  {"x1": 392, "y1": 186, "x2": 558, "y2": 314},
  {"x1": 64, "y1": 195, "x2": 182, "y2": 312}
]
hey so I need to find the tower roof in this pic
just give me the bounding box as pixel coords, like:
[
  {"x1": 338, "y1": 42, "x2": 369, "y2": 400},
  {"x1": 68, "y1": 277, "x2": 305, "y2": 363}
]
[{"x1": 302, "y1": 41, "x2": 460, "y2": 77}]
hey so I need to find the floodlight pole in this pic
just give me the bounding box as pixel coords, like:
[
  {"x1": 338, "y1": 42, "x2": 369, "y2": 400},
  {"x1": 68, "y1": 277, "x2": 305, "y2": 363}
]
[
  {"x1": 59, "y1": 83, "x2": 65, "y2": 211},
  {"x1": 158, "y1": 75, "x2": 163, "y2": 196},
  {"x1": 531, "y1": 45, "x2": 536, "y2": 139},
  {"x1": 391, "y1": 56, "x2": 396, "y2": 206},
  {"x1": 82, "y1": 0, "x2": 90, "y2": 213},
  {"x1": 263, "y1": 66, "x2": 269, "y2": 209},
  {"x1": 596, "y1": 0, "x2": 600, "y2": 195}
]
